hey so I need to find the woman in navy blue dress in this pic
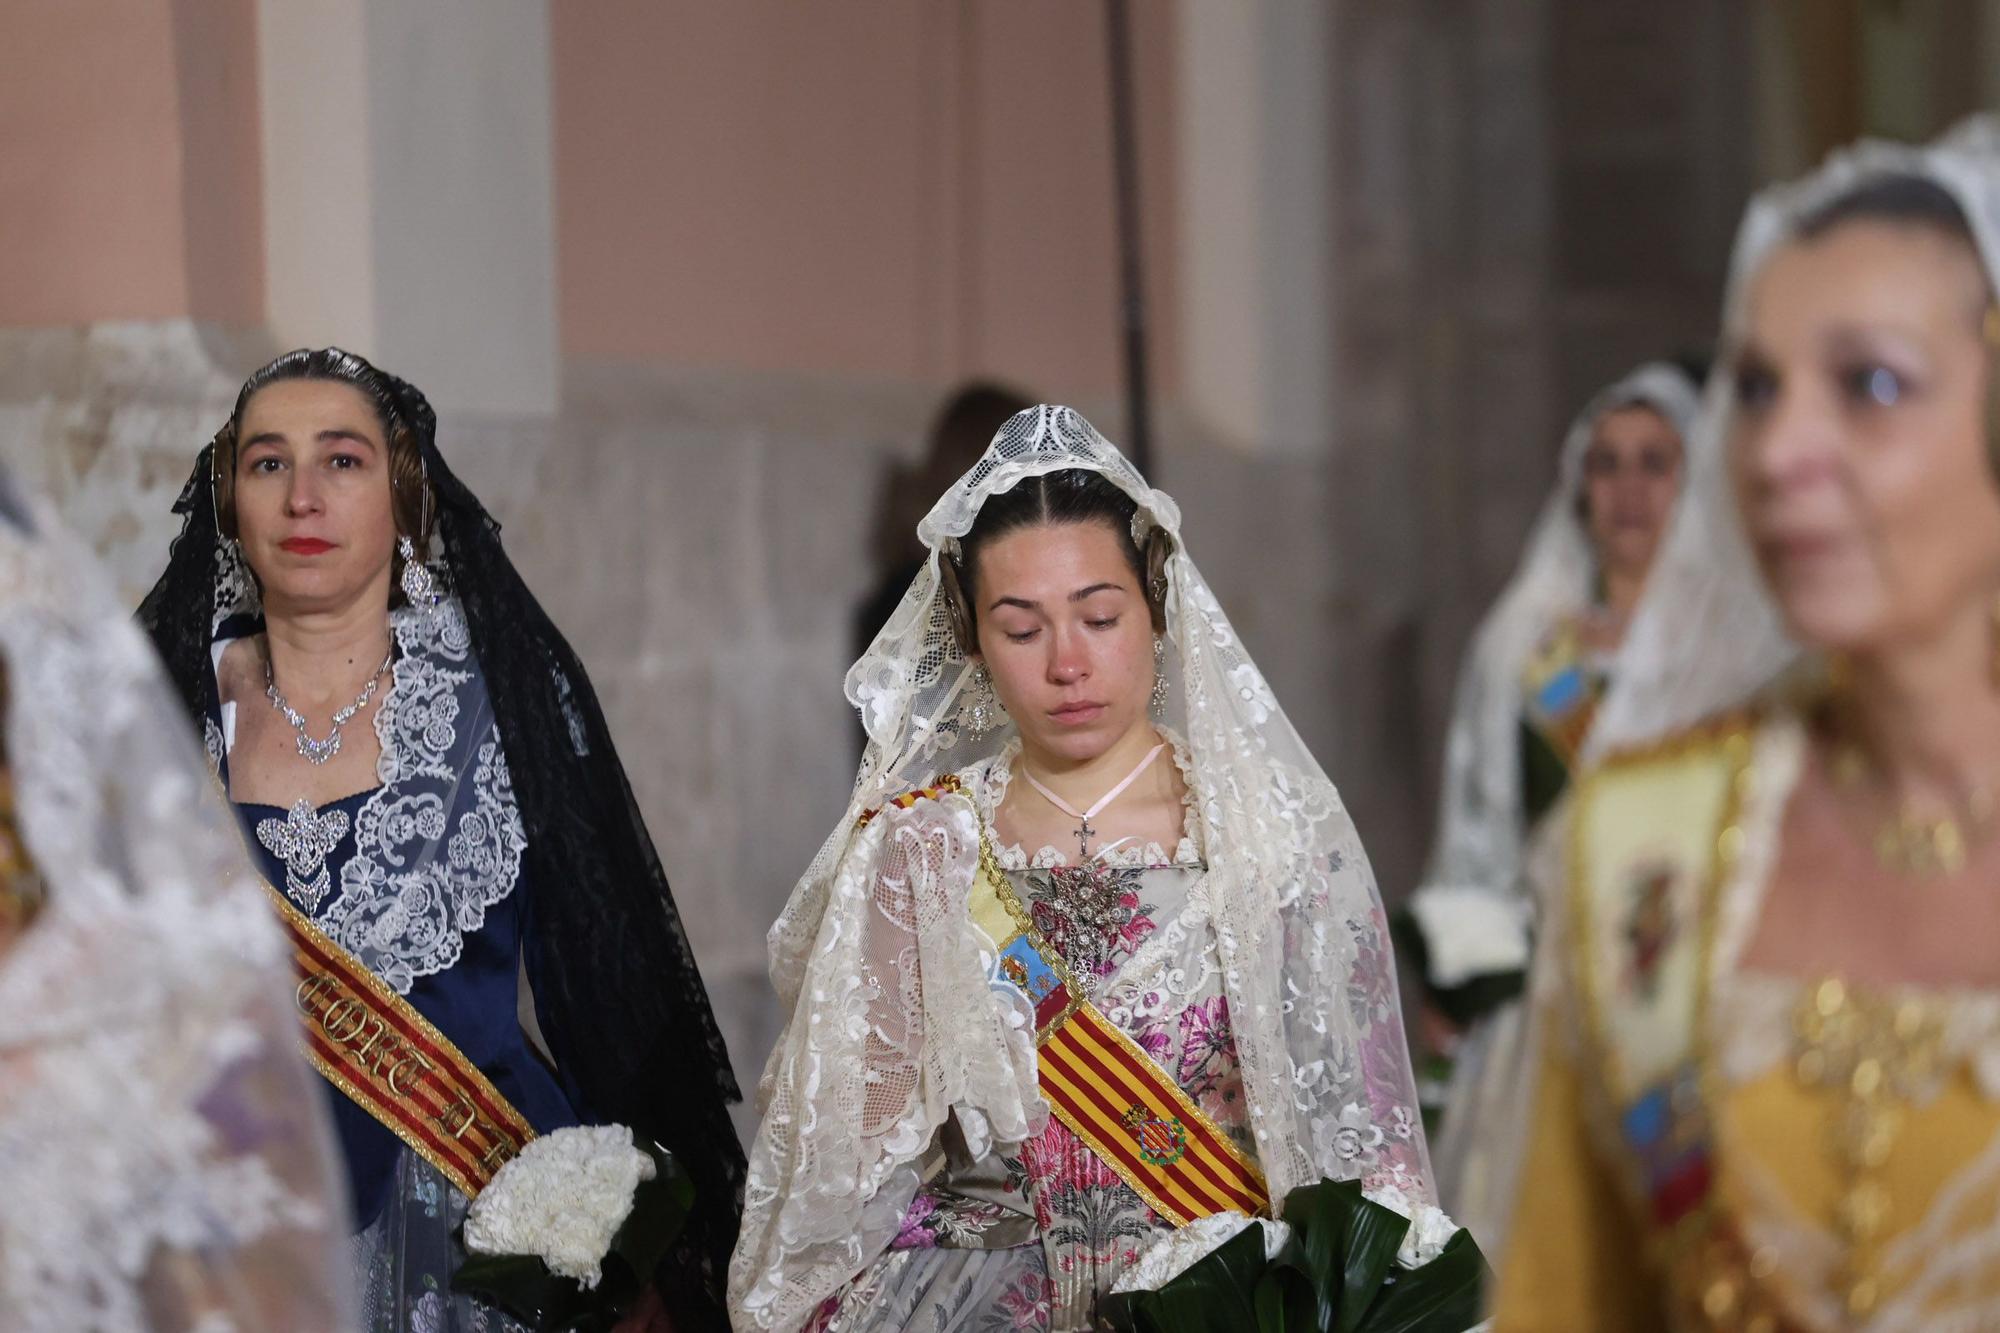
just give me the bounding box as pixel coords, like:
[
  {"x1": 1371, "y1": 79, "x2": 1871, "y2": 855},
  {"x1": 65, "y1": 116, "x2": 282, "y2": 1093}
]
[{"x1": 139, "y1": 348, "x2": 742, "y2": 1332}]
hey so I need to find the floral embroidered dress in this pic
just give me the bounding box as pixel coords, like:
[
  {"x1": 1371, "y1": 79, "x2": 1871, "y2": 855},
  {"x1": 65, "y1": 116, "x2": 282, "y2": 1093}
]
[
  {"x1": 211, "y1": 600, "x2": 581, "y2": 1332},
  {"x1": 808, "y1": 742, "x2": 1261, "y2": 1332}
]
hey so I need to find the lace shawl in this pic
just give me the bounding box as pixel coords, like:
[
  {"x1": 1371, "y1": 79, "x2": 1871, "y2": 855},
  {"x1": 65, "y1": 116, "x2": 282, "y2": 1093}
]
[
  {"x1": 210, "y1": 574, "x2": 526, "y2": 996},
  {"x1": 730, "y1": 406, "x2": 1432, "y2": 1331},
  {"x1": 0, "y1": 486, "x2": 353, "y2": 1331}
]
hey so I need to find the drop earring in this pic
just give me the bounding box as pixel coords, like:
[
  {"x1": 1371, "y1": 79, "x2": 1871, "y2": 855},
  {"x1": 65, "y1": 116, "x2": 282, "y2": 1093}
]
[
  {"x1": 398, "y1": 535, "x2": 438, "y2": 609},
  {"x1": 967, "y1": 662, "x2": 1006, "y2": 738},
  {"x1": 1151, "y1": 636, "x2": 1170, "y2": 719}
]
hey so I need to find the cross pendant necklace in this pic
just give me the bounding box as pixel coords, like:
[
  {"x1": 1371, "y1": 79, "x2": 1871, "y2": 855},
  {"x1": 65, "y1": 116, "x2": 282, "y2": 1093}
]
[{"x1": 1020, "y1": 743, "x2": 1165, "y2": 862}]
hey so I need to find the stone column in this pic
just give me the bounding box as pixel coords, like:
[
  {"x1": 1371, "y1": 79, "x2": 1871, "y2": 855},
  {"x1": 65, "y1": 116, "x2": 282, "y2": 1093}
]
[
  {"x1": 1325, "y1": 0, "x2": 1559, "y2": 892},
  {"x1": 258, "y1": 0, "x2": 558, "y2": 417},
  {"x1": 1325, "y1": 0, "x2": 1754, "y2": 896},
  {"x1": 1174, "y1": 0, "x2": 1335, "y2": 458}
]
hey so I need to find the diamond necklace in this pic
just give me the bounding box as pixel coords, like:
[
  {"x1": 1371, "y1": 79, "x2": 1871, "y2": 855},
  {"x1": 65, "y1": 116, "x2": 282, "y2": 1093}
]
[{"x1": 266, "y1": 649, "x2": 393, "y2": 766}]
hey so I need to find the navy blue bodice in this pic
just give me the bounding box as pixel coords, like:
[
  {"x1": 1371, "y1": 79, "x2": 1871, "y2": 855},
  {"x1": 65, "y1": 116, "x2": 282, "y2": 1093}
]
[{"x1": 233, "y1": 785, "x2": 581, "y2": 1227}]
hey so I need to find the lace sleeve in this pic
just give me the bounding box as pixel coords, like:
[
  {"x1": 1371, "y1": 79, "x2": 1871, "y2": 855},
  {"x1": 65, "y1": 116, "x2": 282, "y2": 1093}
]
[
  {"x1": 729, "y1": 793, "x2": 1042, "y2": 1331},
  {"x1": 1208, "y1": 785, "x2": 1435, "y2": 1209}
]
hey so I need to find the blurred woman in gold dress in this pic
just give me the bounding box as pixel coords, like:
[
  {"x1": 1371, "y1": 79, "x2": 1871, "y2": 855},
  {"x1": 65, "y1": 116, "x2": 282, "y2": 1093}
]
[{"x1": 1495, "y1": 119, "x2": 2000, "y2": 1330}]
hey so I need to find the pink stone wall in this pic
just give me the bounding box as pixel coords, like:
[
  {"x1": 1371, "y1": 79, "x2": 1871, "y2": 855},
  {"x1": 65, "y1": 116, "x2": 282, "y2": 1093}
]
[
  {"x1": 551, "y1": 0, "x2": 1179, "y2": 402},
  {"x1": 0, "y1": 0, "x2": 262, "y2": 326}
]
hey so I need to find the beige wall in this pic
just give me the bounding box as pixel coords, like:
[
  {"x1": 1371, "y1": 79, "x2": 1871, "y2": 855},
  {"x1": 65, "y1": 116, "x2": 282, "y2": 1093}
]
[
  {"x1": 0, "y1": 0, "x2": 261, "y2": 327},
  {"x1": 551, "y1": 0, "x2": 1179, "y2": 404}
]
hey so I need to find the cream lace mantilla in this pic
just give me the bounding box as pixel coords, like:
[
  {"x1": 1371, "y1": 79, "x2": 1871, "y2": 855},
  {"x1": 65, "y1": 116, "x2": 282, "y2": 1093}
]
[{"x1": 730, "y1": 406, "x2": 1431, "y2": 1331}]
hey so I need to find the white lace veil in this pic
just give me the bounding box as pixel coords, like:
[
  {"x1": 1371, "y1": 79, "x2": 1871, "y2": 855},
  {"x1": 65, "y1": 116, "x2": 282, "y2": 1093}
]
[
  {"x1": 1414, "y1": 363, "x2": 1701, "y2": 973},
  {"x1": 732, "y1": 406, "x2": 1431, "y2": 1330},
  {"x1": 1590, "y1": 116, "x2": 2000, "y2": 756},
  {"x1": 0, "y1": 484, "x2": 354, "y2": 1331}
]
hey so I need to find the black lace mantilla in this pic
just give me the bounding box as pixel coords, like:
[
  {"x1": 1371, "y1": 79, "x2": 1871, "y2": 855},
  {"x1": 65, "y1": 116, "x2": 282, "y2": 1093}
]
[{"x1": 137, "y1": 365, "x2": 744, "y2": 1330}]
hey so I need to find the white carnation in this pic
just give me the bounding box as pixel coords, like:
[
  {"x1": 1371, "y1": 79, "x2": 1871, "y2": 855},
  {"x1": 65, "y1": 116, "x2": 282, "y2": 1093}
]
[
  {"x1": 1405, "y1": 884, "x2": 1532, "y2": 987},
  {"x1": 463, "y1": 1124, "x2": 657, "y2": 1289},
  {"x1": 1111, "y1": 1211, "x2": 1292, "y2": 1294},
  {"x1": 1363, "y1": 1184, "x2": 1462, "y2": 1269}
]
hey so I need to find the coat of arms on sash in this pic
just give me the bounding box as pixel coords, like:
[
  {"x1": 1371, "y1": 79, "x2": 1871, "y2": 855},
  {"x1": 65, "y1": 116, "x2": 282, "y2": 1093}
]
[{"x1": 1122, "y1": 1105, "x2": 1189, "y2": 1167}]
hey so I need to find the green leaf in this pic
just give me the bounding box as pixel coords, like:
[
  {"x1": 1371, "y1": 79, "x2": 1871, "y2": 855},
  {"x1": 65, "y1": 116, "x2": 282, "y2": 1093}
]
[
  {"x1": 1102, "y1": 1223, "x2": 1269, "y2": 1333},
  {"x1": 450, "y1": 1253, "x2": 604, "y2": 1330},
  {"x1": 1276, "y1": 1179, "x2": 1408, "y2": 1332},
  {"x1": 600, "y1": 1142, "x2": 693, "y2": 1292},
  {"x1": 1352, "y1": 1229, "x2": 1490, "y2": 1333},
  {"x1": 1097, "y1": 1289, "x2": 1149, "y2": 1333},
  {"x1": 1252, "y1": 1261, "x2": 1318, "y2": 1333}
]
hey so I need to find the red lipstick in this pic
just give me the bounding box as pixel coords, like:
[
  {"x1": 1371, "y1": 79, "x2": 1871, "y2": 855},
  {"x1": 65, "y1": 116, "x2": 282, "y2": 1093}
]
[{"x1": 280, "y1": 538, "x2": 335, "y2": 555}]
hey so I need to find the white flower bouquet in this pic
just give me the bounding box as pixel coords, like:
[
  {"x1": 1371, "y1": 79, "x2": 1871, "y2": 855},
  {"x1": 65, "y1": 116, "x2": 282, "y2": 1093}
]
[
  {"x1": 1100, "y1": 1178, "x2": 1488, "y2": 1333},
  {"x1": 451, "y1": 1125, "x2": 692, "y2": 1331}
]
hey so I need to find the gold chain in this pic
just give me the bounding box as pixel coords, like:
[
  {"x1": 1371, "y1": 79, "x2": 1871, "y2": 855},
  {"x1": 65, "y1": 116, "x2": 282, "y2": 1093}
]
[{"x1": 1828, "y1": 736, "x2": 1998, "y2": 877}]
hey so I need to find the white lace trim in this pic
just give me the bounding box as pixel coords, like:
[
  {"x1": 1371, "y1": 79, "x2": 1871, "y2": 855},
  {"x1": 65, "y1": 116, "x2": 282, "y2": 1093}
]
[
  {"x1": 992, "y1": 839, "x2": 1193, "y2": 871},
  {"x1": 1717, "y1": 972, "x2": 2000, "y2": 1104}
]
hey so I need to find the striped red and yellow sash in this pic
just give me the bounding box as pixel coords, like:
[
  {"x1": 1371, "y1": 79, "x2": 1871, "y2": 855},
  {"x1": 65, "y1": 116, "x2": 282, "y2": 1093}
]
[
  {"x1": 262, "y1": 884, "x2": 535, "y2": 1199},
  {"x1": 966, "y1": 830, "x2": 1269, "y2": 1226},
  {"x1": 1038, "y1": 1002, "x2": 1268, "y2": 1222}
]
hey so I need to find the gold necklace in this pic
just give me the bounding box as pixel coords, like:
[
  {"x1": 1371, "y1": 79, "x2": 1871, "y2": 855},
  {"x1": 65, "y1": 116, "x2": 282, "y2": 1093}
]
[{"x1": 1829, "y1": 738, "x2": 1997, "y2": 877}]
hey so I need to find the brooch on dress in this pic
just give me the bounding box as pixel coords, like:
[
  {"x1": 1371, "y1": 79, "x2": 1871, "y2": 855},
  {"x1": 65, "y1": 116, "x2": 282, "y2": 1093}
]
[{"x1": 256, "y1": 797, "x2": 350, "y2": 914}]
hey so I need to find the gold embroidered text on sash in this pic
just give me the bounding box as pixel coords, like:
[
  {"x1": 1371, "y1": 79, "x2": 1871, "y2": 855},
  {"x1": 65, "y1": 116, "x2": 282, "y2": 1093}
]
[{"x1": 263, "y1": 883, "x2": 536, "y2": 1199}]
